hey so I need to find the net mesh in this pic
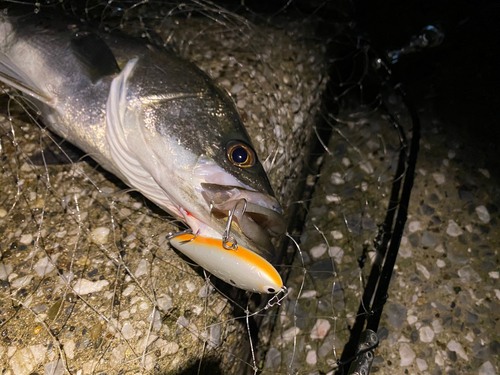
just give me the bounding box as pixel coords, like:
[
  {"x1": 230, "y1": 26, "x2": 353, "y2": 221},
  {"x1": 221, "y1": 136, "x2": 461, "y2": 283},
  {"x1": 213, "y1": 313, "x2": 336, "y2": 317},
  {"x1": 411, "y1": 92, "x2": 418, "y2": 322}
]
[{"x1": 0, "y1": 2, "x2": 417, "y2": 374}]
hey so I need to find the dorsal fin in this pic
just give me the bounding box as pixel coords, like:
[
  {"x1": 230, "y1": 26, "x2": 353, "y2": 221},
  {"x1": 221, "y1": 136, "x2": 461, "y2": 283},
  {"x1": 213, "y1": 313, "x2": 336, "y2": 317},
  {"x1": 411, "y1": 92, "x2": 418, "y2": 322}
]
[{"x1": 70, "y1": 31, "x2": 120, "y2": 83}]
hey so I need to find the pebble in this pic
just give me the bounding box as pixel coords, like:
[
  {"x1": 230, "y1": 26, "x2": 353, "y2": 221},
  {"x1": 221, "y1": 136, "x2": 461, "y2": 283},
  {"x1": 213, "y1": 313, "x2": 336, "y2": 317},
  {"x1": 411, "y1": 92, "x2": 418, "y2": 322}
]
[
  {"x1": 11, "y1": 348, "x2": 34, "y2": 375},
  {"x1": 416, "y1": 263, "x2": 430, "y2": 279},
  {"x1": 489, "y1": 271, "x2": 499, "y2": 279},
  {"x1": 185, "y1": 281, "x2": 196, "y2": 292},
  {"x1": 407, "y1": 315, "x2": 418, "y2": 325},
  {"x1": 421, "y1": 231, "x2": 437, "y2": 247},
  {"x1": 399, "y1": 246, "x2": 412, "y2": 258},
  {"x1": 158, "y1": 294, "x2": 173, "y2": 311},
  {"x1": 466, "y1": 312, "x2": 479, "y2": 324},
  {"x1": 435, "y1": 244, "x2": 445, "y2": 253},
  {"x1": 306, "y1": 350, "x2": 317, "y2": 365},
  {"x1": 8, "y1": 346, "x2": 16, "y2": 357},
  {"x1": 447, "y1": 340, "x2": 468, "y2": 360},
  {"x1": 0, "y1": 208, "x2": 7, "y2": 217},
  {"x1": 447, "y1": 250, "x2": 469, "y2": 265},
  {"x1": 328, "y1": 246, "x2": 344, "y2": 263},
  {"x1": 265, "y1": 348, "x2": 281, "y2": 368},
  {"x1": 446, "y1": 220, "x2": 464, "y2": 237},
  {"x1": 300, "y1": 290, "x2": 318, "y2": 299},
  {"x1": 45, "y1": 360, "x2": 64, "y2": 375},
  {"x1": 110, "y1": 344, "x2": 126, "y2": 366},
  {"x1": 419, "y1": 326, "x2": 435, "y2": 342},
  {"x1": 134, "y1": 259, "x2": 149, "y2": 278},
  {"x1": 432, "y1": 172, "x2": 446, "y2": 185},
  {"x1": 387, "y1": 333, "x2": 399, "y2": 348},
  {"x1": 281, "y1": 327, "x2": 300, "y2": 342},
  {"x1": 436, "y1": 259, "x2": 446, "y2": 268},
  {"x1": 408, "y1": 221, "x2": 422, "y2": 232},
  {"x1": 331, "y1": 230, "x2": 343, "y2": 239},
  {"x1": 309, "y1": 244, "x2": 327, "y2": 259},
  {"x1": 19, "y1": 234, "x2": 33, "y2": 245},
  {"x1": 208, "y1": 325, "x2": 221, "y2": 348},
  {"x1": 73, "y1": 279, "x2": 109, "y2": 295},
  {"x1": 359, "y1": 161, "x2": 374, "y2": 174},
  {"x1": 198, "y1": 284, "x2": 214, "y2": 298},
  {"x1": 34, "y1": 255, "x2": 59, "y2": 277},
  {"x1": 192, "y1": 305, "x2": 203, "y2": 315},
  {"x1": 408, "y1": 233, "x2": 420, "y2": 247},
  {"x1": 177, "y1": 316, "x2": 189, "y2": 329},
  {"x1": 148, "y1": 309, "x2": 162, "y2": 331},
  {"x1": 121, "y1": 322, "x2": 136, "y2": 339},
  {"x1": 157, "y1": 340, "x2": 179, "y2": 357},
  {"x1": 432, "y1": 319, "x2": 443, "y2": 334},
  {"x1": 421, "y1": 203, "x2": 435, "y2": 216},
  {"x1": 458, "y1": 265, "x2": 482, "y2": 283},
  {"x1": 137, "y1": 334, "x2": 158, "y2": 353},
  {"x1": 0, "y1": 264, "x2": 13, "y2": 280},
  {"x1": 478, "y1": 361, "x2": 495, "y2": 375},
  {"x1": 90, "y1": 227, "x2": 110, "y2": 244},
  {"x1": 330, "y1": 172, "x2": 345, "y2": 185},
  {"x1": 434, "y1": 351, "x2": 445, "y2": 366},
  {"x1": 310, "y1": 319, "x2": 331, "y2": 340},
  {"x1": 64, "y1": 340, "x2": 76, "y2": 360},
  {"x1": 385, "y1": 303, "x2": 407, "y2": 329},
  {"x1": 230, "y1": 83, "x2": 244, "y2": 94},
  {"x1": 11, "y1": 275, "x2": 33, "y2": 289},
  {"x1": 416, "y1": 358, "x2": 428, "y2": 371},
  {"x1": 326, "y1": 194, "x2": 341, "y2": 203},
  {"x1": 399, "y1": 343, "x2": 415, "y2": 366},
  {"x1": 495, "y1": 289, "x2": 500, "y2": 301},
  {"x1": 122, "y1": 285, "x2": 135, "y2": 296},
  {"x1": 237, "y1": 99, "x2": 246, "y2": 109},
  {"x1": 475, "y1": 205, "x2": 490, "y2": 223},
  {"x1": 29, "y1": 344, "x2": 46, "y2": 363},
  {"x1": 124, "y1": 233, "x2": 136, "y2": 242}
]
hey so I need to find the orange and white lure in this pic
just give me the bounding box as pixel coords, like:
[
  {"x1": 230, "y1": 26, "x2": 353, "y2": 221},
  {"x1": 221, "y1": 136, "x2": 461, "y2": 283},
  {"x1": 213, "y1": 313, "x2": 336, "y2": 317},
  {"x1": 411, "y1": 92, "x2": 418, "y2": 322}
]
[{"x1": 170, "y1": 234, "x2": 283, "y2": 294}]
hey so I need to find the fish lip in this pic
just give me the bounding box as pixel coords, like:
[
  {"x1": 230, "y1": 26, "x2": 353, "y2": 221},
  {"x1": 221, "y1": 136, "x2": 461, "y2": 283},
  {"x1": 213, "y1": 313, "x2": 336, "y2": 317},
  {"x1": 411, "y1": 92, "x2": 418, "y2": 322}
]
[{"x1": 200, "y1": 182, "x2": 286, "y2": 259}]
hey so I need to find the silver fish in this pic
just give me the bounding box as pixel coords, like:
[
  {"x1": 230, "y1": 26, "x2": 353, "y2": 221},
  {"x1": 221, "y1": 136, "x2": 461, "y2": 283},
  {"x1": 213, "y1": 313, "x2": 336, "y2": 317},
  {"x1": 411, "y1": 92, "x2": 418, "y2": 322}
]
[{"x1": 0, "y1": 11, "x2": 286, "y2": 293}]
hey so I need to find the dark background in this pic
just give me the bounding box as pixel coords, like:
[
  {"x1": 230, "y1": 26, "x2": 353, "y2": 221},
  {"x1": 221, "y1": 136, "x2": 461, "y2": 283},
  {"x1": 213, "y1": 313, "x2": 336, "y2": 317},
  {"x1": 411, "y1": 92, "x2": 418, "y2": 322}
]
[{"x1": 241, "y1": 0, "x2": 500, "y2": 173}]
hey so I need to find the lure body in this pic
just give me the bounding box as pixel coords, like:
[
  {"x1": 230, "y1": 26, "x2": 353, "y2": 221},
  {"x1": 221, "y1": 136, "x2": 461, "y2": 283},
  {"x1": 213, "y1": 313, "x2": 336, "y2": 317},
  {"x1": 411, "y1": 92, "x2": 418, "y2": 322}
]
[{"x1": 171, "y1": 234, "x2": 283, "y2": 294}]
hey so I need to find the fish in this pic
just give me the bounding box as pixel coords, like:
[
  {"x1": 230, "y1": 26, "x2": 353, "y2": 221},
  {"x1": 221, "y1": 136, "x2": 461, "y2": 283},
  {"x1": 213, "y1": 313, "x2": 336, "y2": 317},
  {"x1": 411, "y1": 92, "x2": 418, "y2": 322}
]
[{"x1": 0, "y1": 10, "x2": 286, "y2": 293}]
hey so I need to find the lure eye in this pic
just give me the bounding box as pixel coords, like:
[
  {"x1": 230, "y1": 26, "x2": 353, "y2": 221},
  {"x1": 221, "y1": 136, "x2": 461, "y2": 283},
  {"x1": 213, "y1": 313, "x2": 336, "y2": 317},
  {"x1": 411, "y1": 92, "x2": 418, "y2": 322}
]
[
  {"x1": 227, "y1": 141, "x2": 255, "y2": 168},
  {"x1": 264, "y1": 286, "x2": 277, "y2": 294}
]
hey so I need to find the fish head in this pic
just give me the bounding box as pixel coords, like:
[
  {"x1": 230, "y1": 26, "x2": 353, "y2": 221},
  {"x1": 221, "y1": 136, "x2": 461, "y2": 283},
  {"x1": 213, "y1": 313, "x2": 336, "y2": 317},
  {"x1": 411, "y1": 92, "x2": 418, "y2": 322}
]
[{"x1": 107, "y1": 52, "x2": 286, "y2": 263}]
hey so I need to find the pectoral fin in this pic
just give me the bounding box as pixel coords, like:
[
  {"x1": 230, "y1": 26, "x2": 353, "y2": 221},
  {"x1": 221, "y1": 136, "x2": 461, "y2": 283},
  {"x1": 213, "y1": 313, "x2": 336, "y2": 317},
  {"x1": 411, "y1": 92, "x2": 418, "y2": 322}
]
[{"x1": 0, "y1": 52, "x2": 52, "y2": 105}]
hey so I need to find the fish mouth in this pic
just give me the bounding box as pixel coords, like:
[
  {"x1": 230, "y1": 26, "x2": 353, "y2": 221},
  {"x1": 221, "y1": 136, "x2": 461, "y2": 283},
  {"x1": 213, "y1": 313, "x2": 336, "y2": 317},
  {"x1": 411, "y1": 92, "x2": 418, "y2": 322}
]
[{"x1": 201, "y1": 183, "x2": 286, "y2": 261}]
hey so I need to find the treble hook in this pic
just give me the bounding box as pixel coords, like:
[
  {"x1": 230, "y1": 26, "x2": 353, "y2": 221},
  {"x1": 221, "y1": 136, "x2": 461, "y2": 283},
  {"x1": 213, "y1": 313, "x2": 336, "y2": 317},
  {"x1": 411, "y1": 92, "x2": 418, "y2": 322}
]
[{"x1": 222, "y1": 198, "x2": 247, "y2": 250}]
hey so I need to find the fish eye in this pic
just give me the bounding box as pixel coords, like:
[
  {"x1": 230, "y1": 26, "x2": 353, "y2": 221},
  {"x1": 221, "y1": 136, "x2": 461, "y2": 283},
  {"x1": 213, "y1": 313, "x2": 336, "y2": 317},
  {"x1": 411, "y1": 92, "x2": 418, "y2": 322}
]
[
  {"x1": 264, "y1": 286, "x2": 277, "y2": 294},
  {"x1": 226, "y1": 141, "x2": 255, "y2": 168}
]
